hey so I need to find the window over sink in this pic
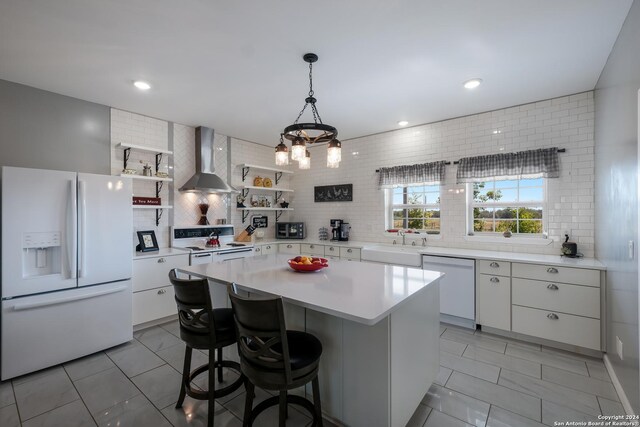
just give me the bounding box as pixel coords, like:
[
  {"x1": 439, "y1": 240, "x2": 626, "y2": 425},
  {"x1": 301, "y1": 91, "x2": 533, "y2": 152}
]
[{"x1": 386, "y1": 185, "x2": 441, "y2": 234}]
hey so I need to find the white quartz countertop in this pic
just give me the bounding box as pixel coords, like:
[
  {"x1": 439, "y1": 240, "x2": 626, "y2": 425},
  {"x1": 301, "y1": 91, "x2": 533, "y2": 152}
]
[
  {"x1": 133, "y1": 247, "x2": 189, "y2": 260},
  {"x1": 179, "y1": 254, "x2": 443, "y2": 326}
]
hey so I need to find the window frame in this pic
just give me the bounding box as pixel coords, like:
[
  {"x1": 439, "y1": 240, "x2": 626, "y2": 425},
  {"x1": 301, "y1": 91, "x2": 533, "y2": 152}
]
[
  {"x1": 467, "y1": 177, "x2": 547, "y2": 236},
  {"x1": 386, "y1": 185, "x2": 442, "y2": 234}
]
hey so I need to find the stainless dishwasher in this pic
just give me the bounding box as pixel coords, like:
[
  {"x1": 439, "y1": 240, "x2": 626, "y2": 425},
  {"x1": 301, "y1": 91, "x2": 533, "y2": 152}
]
[{"x1": 422, "y1": 255, "x2": 475, "y2": 329}]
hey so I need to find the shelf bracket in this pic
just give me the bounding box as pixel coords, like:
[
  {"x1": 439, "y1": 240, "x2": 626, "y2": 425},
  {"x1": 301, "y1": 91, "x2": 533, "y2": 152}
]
[
  {"x1": 276, "y1": 210, "x2": 284, "y2": 222},
  {"x1": 242, "y1": 210, "x2": 249, "y2": 223},
  {"x1": 241, "y1": 188, "x2": 249, "y2": 199},
  {"x1": 242, "y1": 166, "x2": 250, "y2": 182},
  {"x1": 275, "y1": 171, "x2": 283, "y2": 185},
  {"x1": 123, "y1": 147, "x2": 131, "y2": 170},
  {"x1": 156, "y1": 208, "x2": 164, "y2": 226}
]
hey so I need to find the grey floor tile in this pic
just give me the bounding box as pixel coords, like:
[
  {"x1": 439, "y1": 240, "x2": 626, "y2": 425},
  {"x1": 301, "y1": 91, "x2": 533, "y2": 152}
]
[
  {"x1": 94, "y1": 394, "x2": 171, "y2": 427},
  {"x1": 74, "y1": 367, "x2": 141, "y2": 414},
  {"x1": 131, "y1": 364, "x2": 182, "y2": 409},
  {"x1": 586, "y1": 361, "x2": 611, "y2": 382},
  {"x1": 442, "y1": 329, "x2": 507, "y2": 354},
  {"x1": 463, "y1": 346, "x2": 541, "y2": 378},
  {"x1": 434, "y1": 366, "x2": 453, "y2": 386},
  {"x1": 542, "y1": 400, "x2": 600, "y2": 425},
  {"x1": 486, "y1": 406, "x2": 546, "y2": 427},
  {"x1": 440, "y1": 351, "x2": 501, "y2": 383},
  {"x1": 13, "y1": 365, "x2": 80, "y2": 420},
  {"x1": 441, "y1": 338, "x2": 467, "y2": 356},
  {"x1": 22, "y1": 399, "x2": 95, "y2": 427},
  {"x1": 498, "y1": 369, "x2": 600, "y2": 416},
  {"x1": 422, "y1": 384, "x2": 490, "y2": 426},
  {"x1": 156, "y1": 343, "x2": 208, "y2": 373},
  {"x1": 541, "y1": 365, "x2": 618, "y2": 401},
  {"x1": 223, "y1": 387, "x2": 311, "y2": 426},
  {"x1": 504, "y1": 344, "x2": 588, "y2": 375},
  {"x1": 134, "y1": 326, "x2": 183, "y2": 353},
  {"x1": 598, "y1": 396, "x2": 625, "y2": 416},
  {"x1": 425, "y1": 409, "x2": 474, "y2": 427},
  {"x1": 106, "y1": 340, "x2": 166, "y2": 377},
  {"x1": 162, "y1": 396, "x2": 241, "y2": 427},
  {"x1": 0, "y1": 381, "x2": 15, "y2": 408},
  {"x1": 406, "y1": 403, "x2": 432, "y2": 427},
  {"x1": 64, "y1": 352, "x2": 116, "y2": 381},
  {"x1": 0, "y1": 404, "x2": 20, "y2": 427},
  {"x1": 447, "y1": 372, "x2": 541, "y2": 422},
  {"x1": 159, "y1": 320, "x2": 181, "y2": 337}
]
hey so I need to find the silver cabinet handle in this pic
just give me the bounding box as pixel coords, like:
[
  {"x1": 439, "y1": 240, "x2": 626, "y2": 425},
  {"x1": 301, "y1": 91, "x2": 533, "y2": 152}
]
[
  {"x1": 547, "y1": 313, "x2": 559, "y2": 320},
  {"x1": 547, "y1": 284, "x2": 559, "y2": 290},
  {"x1": 157, "y1": 258, "x2": 166, "y2": 263},
  {"x1": 158, "y1": 289, "x2": 166, "y2": 295},
  {"x1": 547, "y1": 267, "x2": 559, "y2": 274},
  {"x1": 490, "y1": 262, "x2": 500, "y2": 268},
  {"x1": 347, "y1": 248, "x2": 353, "y2": 253},
  {"x1": 490, "y1": 277, "x2": 500, "y2": 283},
  {"x1": 287, "y1": 244, "x2": 292, "y2": 248}
]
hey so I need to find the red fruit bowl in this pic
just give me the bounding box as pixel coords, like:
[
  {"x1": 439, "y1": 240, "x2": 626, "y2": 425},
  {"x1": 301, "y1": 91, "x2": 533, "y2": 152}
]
[{"x1": 288, "y1": 257, "x2": 329, "y2": 272}]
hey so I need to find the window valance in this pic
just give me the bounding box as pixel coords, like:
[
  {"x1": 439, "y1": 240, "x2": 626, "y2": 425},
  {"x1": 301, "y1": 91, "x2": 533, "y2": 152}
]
[
  {"x1": 378, "y1": 161, "x2": 446, "y2": 189},
  {"x1": 456, "y1": 147, "x2": 560, "y2": 183}
]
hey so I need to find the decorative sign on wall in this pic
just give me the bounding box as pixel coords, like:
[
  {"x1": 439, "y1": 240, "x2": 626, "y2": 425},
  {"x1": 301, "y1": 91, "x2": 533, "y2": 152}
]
[
  {"x1": 251, "y1": 215, "x2": 268, "y2": 228},
  {"x1": 314, "y1": 184, "x2": 353, "y2": 202}
]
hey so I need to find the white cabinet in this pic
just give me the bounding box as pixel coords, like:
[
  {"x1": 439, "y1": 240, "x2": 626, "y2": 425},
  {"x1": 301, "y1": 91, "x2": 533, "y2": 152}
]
[
  {"x1": 132, "y1": 252, "x2": 189, "y2": 326},
  {"x1": 278, "y1": 243, "x2": 300, "y2": 255}
]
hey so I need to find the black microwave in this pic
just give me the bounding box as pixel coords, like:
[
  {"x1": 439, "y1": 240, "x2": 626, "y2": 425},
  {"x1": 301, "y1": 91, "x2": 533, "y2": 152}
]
[{"x1": 276, "y1": 222, "x2": 305, "y2": 239}]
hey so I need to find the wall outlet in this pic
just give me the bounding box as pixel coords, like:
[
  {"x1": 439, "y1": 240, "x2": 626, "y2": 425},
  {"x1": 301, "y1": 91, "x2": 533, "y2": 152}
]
[{"x1": 616, "y1": 336, "x2": 624, "y2": 360}]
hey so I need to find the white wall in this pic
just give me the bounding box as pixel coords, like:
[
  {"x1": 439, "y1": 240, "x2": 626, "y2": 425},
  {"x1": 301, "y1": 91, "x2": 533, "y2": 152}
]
[{"x1": 293, "y1": 92, "x2": 595, "y2": 256}]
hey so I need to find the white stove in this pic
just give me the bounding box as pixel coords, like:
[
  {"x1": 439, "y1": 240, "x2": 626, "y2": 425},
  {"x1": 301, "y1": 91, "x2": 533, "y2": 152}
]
[{"x1": 171, "y1": 225, "x2": 254, "y2": 265}]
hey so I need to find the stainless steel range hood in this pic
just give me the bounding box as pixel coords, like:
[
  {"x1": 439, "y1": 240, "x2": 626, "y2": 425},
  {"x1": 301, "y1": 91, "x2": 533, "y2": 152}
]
[{"x1": 179, "y1": 126, "x2": 238, "y2": 194}]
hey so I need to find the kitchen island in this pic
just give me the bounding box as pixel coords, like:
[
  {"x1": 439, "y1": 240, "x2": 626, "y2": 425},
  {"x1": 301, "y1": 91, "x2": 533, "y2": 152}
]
[{"x1": 180, "y1": 254, "x2": 442, "y2": 427}]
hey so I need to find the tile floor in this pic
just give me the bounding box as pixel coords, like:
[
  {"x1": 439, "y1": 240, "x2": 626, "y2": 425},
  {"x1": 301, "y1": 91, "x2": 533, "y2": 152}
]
[{"x1": 0, "y1": 321, "x2": 625, "y2": 427}]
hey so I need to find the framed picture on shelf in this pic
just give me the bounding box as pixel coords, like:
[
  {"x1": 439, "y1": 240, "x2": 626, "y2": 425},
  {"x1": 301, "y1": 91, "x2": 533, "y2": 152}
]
[{"x1": 136, "y1": 230, "x2": 159, "y2": 252}]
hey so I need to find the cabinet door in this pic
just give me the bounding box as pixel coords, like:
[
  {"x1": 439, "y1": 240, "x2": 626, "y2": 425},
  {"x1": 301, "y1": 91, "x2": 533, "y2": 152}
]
[
  {"x1": 132, "y1": 254, "x2": 189, "y2": 293},
  {"x1": 262, "y1": 244, "x2": 277, "y2": 255},
  {"x1": 477, "y1": 274, "x2": 511, "y2": 331},
  {"x1": 278, "y1": 243, "x2": 300, "y2": 255}
]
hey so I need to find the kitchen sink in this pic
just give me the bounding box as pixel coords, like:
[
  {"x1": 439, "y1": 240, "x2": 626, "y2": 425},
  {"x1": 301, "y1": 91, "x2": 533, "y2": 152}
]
[{"x1": 361, "y1": 244, "x2": 423, "y2": 267}]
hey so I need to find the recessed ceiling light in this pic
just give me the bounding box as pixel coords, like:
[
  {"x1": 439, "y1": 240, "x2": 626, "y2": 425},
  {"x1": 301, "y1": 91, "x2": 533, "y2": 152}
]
[
  {"x1": 133, "y1": 81, "x2": 151, "y2": 90},
  {"x1": 397, "y1": 121, "x2": 409, "y2": 126},
  {"x1": 463, "y1": 79, "x2": 482, "y2": 89}
]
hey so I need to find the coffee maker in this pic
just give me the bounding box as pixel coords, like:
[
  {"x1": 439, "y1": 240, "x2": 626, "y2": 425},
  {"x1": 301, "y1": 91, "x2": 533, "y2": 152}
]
[
  {"x1": 339, "y1": 222, "x2": 351, "y2": 241},
  {"x1": 330, "y1": 219, "x2": 342, "y2": 241}
]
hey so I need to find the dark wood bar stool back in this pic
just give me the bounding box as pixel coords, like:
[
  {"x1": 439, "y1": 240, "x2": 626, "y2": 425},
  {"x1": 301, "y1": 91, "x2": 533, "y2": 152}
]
[
  {"x1": 228, "y1": 284, "x2": 324, "y2": 427},
  {"x1": 169, "y1": 269, "x2": 244, "y2": 427}
]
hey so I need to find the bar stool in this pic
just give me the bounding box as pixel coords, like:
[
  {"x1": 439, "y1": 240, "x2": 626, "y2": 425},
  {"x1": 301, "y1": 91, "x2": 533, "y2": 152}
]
[
  {"x1": 168, "y1": 269, "x2": 244, "y2": 427},
  {"x1": 227, "y1": 284, "x2": 324, "y2": 427}
]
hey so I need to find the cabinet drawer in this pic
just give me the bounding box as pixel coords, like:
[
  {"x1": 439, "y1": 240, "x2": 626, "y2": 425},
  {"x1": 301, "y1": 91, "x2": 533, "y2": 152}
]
[
  {"x1": 132, "y1": 254, "x2": 189, "y2": 292},
  {"x1": 300, "y1": 244, "x2": 325, "y2": 256},
  {"x1": 512, "y1": 263, "x2": 600, "y2": 287},
  {"x1": 325, "y1": 245, "x2": 339, "y2": 256},
  {"x1": 278, "y1": 243, "x2": 300, "y2": 254},
  {"x1": 262, "y1": 244, "x2": 277, "y2": 255},
  {"x1": 477, "y1": 274, "x2": 511, "y2": 330},
  {"x1": 512, "y1": 305, "x2": 600, "y2": 350},
  {"x1": 340, "y1": 247, "x2": 361, "y2": 261},
  {"x1": 132, "y1": 286, "x2": 176, "y2": 326},
  {"x1": 478, "y1": 260, "x2": 511, "y2": 276},
  {"x1": 512, "y1": 278, "x2": 600, "y2": 319}
]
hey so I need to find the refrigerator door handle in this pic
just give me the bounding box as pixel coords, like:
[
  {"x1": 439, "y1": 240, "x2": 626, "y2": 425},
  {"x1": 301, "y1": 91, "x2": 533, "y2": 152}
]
[
  {"x1": 10, "y1": 285, "x2": 128, "y2": 311},
  {"x1": 78, "y1": 180, "x2": 87, "y2": 278},
  {"x1": 66, "y1": 179, "x2": 77, "y2": 279}
]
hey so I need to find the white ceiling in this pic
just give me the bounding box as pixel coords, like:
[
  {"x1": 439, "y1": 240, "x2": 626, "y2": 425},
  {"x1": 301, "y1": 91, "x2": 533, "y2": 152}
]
[{"x1": 0, "y1": 1, "x2": 632, "y2": 146}]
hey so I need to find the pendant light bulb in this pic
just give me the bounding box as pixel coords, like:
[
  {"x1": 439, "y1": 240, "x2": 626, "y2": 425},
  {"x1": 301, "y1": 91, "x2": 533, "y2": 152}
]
[
  {"x1": 298, "y1": 150, "x2": 311, "y2": 170},
  {"x1": 291, "y1": 137, "x2": 306, "y2": 162},
  {"x1": 327, "y1": 139, "x2": 341, "y2": 168},
  {"x1": 275, "y1": 141, "x2": 289, "y2": 166}
]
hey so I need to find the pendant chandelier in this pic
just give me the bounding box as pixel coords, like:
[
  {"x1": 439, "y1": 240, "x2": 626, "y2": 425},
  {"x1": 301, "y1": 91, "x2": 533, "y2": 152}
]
[{"x1": 275, "y1": 53, "x2": 341, "y2": 169}]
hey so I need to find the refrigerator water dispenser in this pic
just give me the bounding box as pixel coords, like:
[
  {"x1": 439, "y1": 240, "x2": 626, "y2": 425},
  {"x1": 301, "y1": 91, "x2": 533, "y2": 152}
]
[{"x1": 22, "y1": 232, "x2": 61, "y2": 277}]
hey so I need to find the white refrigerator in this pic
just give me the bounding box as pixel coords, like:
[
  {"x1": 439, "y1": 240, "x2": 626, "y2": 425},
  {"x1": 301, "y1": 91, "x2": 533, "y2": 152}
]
[{"x1": 1, "y1": 166, "x2": 133, "y2": 380}]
